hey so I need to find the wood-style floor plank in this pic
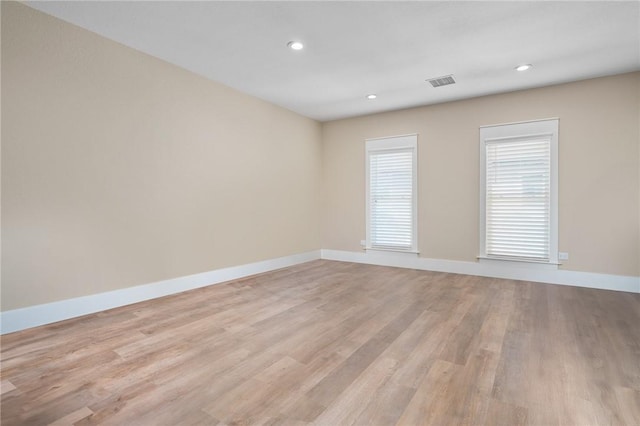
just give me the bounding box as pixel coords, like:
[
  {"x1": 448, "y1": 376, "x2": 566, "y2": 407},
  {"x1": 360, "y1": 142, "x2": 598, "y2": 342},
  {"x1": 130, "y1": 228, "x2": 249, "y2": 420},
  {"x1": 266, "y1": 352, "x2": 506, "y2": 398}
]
[{"x1": 1, "y1": 260, "x2": 639, "y2": 425}]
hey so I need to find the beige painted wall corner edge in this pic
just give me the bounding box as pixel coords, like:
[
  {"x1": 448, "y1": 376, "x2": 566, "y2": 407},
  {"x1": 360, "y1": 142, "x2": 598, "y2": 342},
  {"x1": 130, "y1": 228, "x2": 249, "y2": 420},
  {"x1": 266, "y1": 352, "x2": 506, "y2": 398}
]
[
  {"x1": 0, "y1": 250, "x2": 321, "y2": 334},
  {"x1": 321, "y1": 249, "x2": 640, "y2": 294}
]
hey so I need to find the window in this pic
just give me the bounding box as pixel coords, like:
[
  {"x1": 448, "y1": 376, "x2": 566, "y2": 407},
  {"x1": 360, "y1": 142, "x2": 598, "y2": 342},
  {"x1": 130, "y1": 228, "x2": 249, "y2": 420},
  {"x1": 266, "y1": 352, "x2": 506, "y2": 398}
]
[
  {"x1": 479, "y1": 119, "x2": 558, "y2": 265},
  {"x1": 366, "y1": 134, "x2": 418, "y2": 253}
]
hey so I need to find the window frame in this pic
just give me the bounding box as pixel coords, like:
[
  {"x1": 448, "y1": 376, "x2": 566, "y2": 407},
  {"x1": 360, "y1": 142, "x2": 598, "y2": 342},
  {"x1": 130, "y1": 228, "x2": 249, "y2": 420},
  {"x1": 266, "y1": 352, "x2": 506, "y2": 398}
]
[
  {"x1": 479, "y1": 119, "x2": 559, "y2": 267},
  {"x1": 365, "y1": 134, "x2": 418, "y2": 255}
]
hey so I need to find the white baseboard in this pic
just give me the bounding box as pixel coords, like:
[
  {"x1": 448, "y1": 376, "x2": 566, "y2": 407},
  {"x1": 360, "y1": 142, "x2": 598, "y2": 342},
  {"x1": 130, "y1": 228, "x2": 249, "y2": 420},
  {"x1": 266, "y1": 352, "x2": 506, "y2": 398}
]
[
  {"x1": 0, "y1": 250, "x2": 321, "y2": 335},
  {"x1": 3, "y1": 248, "x2": 637, "y2": 334},
  {"x1": 321, "y1": 249, "x2": 640, "y2": 294}
]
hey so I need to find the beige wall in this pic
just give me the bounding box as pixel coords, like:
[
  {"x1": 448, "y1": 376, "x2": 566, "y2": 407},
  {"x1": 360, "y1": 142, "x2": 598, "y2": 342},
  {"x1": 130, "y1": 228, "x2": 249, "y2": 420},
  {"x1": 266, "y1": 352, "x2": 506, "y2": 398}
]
[
  {"x1": 2, "y1": 3, "x2": 639, "y2": 313},
  {"x1": 1, "y1": 2, "x2": 322, "y2": 310},
  {"x1": 323, "y1": 72, "x2": 640, "y2": 277}
]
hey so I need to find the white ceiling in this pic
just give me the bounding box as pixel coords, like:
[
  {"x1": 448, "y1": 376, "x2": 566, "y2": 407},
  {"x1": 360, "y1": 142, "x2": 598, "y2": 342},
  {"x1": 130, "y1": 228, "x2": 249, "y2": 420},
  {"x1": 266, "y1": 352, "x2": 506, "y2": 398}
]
[{"x1": 26, "y1": 1, "x2": 640, "y2": 122}]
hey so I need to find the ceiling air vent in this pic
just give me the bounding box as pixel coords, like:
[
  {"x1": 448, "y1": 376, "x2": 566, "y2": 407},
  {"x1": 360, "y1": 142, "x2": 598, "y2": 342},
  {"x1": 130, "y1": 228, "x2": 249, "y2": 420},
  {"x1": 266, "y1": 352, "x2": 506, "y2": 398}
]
[{"x1": 427, "y1": 75, "x2": 456, "y2": 88}]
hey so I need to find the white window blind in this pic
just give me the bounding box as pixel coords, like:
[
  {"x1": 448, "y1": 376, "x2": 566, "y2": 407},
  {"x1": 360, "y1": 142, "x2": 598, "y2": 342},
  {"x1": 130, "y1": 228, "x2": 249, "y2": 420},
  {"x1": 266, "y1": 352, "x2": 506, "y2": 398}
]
[
  {"x1": 366, "y1": 135, "x2": 417, "y2": 252},
  {"x1": 479, "y1": 118, "x2": 558, "y2": 266},
  {"x1": 485, "y1": 138, "x2": 551, "y2": 261}
]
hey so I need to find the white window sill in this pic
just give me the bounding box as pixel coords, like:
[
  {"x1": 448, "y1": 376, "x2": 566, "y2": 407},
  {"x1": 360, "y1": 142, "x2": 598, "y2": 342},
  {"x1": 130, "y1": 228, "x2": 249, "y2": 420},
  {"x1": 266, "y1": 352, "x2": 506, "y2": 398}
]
[
  {"x1": 478, "y1": 256, "x2": 560, "y2": 270},
  {"x1": 366, "y1": 248, "x2": 419, "y2": 258}
]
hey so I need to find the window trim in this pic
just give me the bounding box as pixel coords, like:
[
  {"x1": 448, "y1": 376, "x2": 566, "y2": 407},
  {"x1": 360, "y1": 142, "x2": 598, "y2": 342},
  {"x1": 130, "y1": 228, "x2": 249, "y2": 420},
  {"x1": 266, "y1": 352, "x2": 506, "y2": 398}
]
[
  {"x1": 479, "y1": 119, "x2": 559, "y2": 267},
  {"x1": 365, "y1": 134, "x2": 418, "y2": 254}
]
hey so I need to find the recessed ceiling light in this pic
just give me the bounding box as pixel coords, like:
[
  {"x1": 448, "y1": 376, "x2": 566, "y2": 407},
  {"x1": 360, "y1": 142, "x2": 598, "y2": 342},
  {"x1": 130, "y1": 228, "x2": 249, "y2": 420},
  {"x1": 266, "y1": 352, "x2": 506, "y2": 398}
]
[
  {"x1": 287, "y1": 41, "x2": 304, "y2": 51},
  {"x1": 515, "y1": 64, "x2": 532, "y2": 72},
  {"x1": 366, "y1": 94, "x2": 377, "y2": 100}
]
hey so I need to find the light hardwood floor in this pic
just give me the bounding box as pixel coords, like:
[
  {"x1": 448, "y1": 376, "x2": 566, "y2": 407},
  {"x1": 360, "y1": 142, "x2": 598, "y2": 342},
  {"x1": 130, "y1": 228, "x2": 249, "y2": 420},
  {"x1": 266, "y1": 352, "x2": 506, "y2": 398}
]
[{"x1": 1, "y1": 260, "x2": 639, "y2": 425}]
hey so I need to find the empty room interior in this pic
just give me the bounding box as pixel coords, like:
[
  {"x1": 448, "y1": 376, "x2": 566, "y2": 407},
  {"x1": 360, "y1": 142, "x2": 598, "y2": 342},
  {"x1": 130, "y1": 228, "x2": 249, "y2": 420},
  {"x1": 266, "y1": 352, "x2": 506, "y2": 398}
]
[{"x1": 1, "y1": 1, "x2": 639, "y2": 425}]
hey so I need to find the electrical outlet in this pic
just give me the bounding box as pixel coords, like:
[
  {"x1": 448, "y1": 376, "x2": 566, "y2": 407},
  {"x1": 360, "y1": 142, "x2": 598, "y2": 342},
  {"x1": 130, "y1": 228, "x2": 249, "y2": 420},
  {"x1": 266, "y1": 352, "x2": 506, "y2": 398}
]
[{"x1": 559, "y1": 252, "x2": 569, "y2": 261}]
